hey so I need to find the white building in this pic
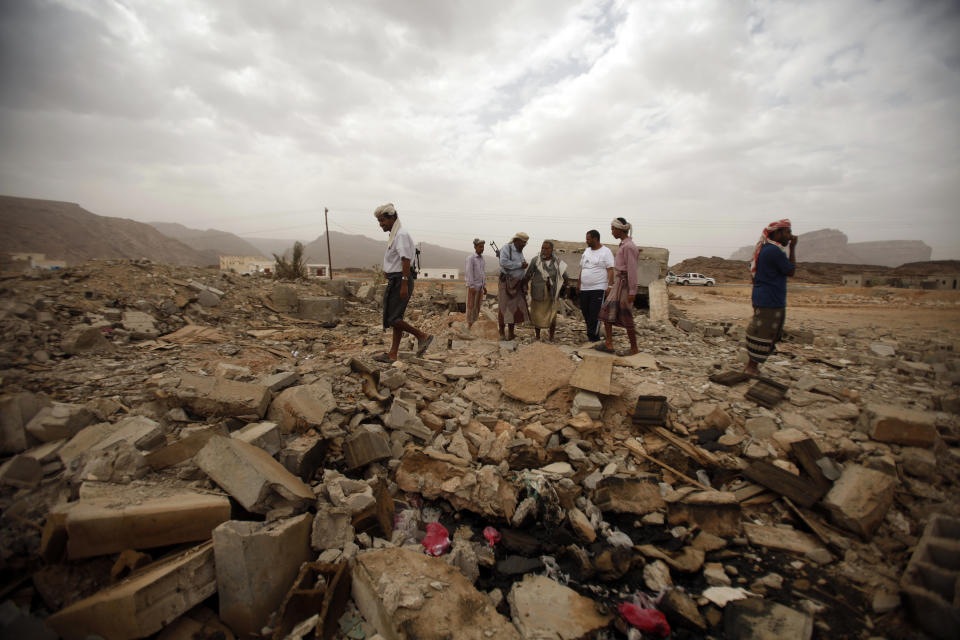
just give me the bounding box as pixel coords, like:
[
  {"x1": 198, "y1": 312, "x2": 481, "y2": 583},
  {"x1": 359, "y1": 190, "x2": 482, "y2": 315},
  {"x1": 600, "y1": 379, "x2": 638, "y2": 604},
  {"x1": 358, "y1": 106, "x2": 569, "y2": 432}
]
[
  {"x1": 418, "y1": 268, "x2": 460, "y2": 280},
  {"x1": 306, "y1": 264, "x2": 330, "y2": 277},
  {"x1": 219, "y1": 256, "x2": 275, "y2": 274}
]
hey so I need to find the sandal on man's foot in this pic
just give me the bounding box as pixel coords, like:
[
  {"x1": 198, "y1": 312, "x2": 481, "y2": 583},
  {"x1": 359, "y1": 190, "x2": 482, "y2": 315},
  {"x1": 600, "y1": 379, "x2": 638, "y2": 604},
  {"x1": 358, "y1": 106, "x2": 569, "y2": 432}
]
[
  {"x1": 416, "y1": 335, "x2": 434, "y2": 356},
  {"x1": 593, "y1": 344, "x2": 616, "y2": 353},
  {"x1": 373, "y1": 352, "x2": 395, "y2": 363}
]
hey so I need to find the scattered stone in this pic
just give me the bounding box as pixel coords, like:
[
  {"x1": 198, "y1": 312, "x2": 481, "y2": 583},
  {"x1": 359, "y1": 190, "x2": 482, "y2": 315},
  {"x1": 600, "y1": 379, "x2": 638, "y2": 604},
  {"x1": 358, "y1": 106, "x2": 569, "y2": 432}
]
[
  {"x1": 508, "y1": 574, "x2": 613, "y2": 640},
  {"x1": 231, "y1": 420, "x2": 282, "y2": 455},
  {"x1": 213, "y1": 514, "x2": 313, "y2": 637},
  {"x1": 500, "y1": 343, "x2": 575, "y2": 403},
  {"x1": 167, "y1": 373, "x2": 271, "y2": 419},
  {"x1": 725, "y1": 598, "x2": 813, "y2": 640},
  {"x1": 268, "y1": 380, "x2": 337, "y2": 433},
  {"x1": 0, "y1": 454, "x2": 43, "y2": 488},
  {"x1": 195, "y1": 436, "x2": 314, "y2": 514},
  {"x1": 643, "y1": 559, "x2": 673, "y2": 591},
  {"x1": 60, "y1": 326, "x2": 113, "y2": 356},
  {"x1": 47, "y1": 542, "x2": 216, "y2": 640},
  {"x1": 857, "y1": 403, "x2": 938, "y2": 447},
  {"x1": 25, "y1": 402, "x2": 95, "y2": 442},
  {"x1": 353, "y1": 548, "x2": 523, "y2": 640},
  {"x1": 823, "y1": 464, "x2": 897, "y2": 538},
  {"x1": 443, "y1": 366, "x2": 479, "y2": 380},
  {"x1": 594, "y1": 477, "x2": 664, "y2": 515}
]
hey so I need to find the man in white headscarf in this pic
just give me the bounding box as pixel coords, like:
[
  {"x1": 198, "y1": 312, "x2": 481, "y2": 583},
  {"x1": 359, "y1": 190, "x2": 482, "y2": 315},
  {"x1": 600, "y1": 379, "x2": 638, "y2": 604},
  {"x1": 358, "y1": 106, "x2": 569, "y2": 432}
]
[
  {"x1": 524, "y1": 240, "x2": 568, "y2": 341},
  {"x1": 373, "y1": 203, "x2": 433, "y2": 362},
  {"x1": 498, "y1": 232, "x2": 530, "y2": 341},
  {"x1": 597, "y1": 217, "x2": 639, "y2": 355}
]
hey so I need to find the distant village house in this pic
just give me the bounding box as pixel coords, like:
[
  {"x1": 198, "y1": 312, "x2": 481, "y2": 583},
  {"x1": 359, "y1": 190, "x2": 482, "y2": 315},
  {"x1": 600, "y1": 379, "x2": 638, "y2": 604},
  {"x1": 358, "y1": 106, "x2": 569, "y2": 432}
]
[
  {"x1": 8, "y1": 252, "x2": 66, "y2": 270},
  {"x1": 418, "y1": 268, "x2": 459, "y2": 280},
  {"x1": 219, "y1": 255, "x2": 329, "y2": 278}
]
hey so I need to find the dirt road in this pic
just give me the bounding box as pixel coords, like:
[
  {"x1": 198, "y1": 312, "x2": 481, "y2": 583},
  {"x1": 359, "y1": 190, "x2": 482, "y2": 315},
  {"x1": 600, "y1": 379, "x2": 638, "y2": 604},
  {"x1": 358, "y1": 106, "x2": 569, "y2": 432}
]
[{"x1": 671, "y1": 285, "x2": 960, "y2": 337}]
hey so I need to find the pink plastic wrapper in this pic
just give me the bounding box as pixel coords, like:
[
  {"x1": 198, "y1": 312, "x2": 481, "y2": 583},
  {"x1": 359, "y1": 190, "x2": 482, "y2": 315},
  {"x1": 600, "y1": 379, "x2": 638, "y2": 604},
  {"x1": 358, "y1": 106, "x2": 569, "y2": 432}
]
[
  {"x1": 483, "y1": 526, "x2": 501, "y2": 547},
  {"x1": 618, "y1": 603, "x2": 670, "y2": 636},
  {"x1": 421, "y1": 522, "x2": 451, "y2": 556}
]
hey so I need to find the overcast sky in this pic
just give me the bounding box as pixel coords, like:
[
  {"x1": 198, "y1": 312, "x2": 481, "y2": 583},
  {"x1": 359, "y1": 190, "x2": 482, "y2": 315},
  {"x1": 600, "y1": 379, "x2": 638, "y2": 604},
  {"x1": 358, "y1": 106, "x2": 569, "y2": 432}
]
[{"x1": 1, "y1": 0, "x2": 958, "y2": 262}]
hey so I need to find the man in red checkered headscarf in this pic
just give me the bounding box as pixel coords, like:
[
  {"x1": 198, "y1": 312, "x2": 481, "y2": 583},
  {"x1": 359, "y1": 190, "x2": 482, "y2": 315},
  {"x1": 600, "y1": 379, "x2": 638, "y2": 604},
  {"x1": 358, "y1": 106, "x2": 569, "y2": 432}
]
[{"x1": 745, "y1": 219, "x2": 798, "y2": 374}]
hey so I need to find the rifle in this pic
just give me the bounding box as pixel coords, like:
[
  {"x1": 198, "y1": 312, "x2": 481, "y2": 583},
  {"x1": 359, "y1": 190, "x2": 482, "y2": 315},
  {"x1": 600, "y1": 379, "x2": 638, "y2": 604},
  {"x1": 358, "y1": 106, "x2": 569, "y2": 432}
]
[{"x1": 489, "y1": 240, "x2": 501, "y2": 258}]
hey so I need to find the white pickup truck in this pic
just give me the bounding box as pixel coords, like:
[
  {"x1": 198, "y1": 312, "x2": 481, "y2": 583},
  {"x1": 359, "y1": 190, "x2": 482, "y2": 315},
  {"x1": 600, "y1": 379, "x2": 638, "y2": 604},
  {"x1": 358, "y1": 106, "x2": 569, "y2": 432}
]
[{"x1": 677, "y1": 272, "x2": 716, "y2": 286}]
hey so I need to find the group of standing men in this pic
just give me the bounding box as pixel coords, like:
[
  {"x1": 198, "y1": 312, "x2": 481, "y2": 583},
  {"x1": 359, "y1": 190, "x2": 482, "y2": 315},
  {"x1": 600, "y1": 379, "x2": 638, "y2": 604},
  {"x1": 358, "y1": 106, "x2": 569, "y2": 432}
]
[
  {"x1": 373, "y1": 202, "x2": 798, "y2": 374},
  {"x1": 465, "y1": 217, "x2": 642, "y2": 356}
]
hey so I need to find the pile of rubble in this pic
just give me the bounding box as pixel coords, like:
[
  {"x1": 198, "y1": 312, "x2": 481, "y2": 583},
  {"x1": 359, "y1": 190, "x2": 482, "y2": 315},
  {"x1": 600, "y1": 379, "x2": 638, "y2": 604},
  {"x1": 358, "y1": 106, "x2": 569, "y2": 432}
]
[{"x1": 1, "y1": 259, "x2": 959, "y2": 640}]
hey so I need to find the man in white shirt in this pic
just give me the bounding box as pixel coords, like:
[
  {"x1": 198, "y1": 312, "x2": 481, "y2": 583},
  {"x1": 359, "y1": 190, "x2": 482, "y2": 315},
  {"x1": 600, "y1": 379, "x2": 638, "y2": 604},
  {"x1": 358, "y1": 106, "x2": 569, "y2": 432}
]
[
  {"x1": 373, "y1": 203, "x2": 433, "y2": 362},
  {"x1": 464, "y1": 239, "x2": 486, "y2": 328},
  {"x1": 577, "y1": 229, "x2": 615, "y2": 342}
]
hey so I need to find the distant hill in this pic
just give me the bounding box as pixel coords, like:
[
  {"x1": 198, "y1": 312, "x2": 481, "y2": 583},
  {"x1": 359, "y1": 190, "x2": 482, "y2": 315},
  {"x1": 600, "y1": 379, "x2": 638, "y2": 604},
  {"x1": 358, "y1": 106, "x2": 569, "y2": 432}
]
[
  {"x1": 149, "y1": 222, "x2": 266, "y2": 263},
  {"x1": 246, "y1": 237, "x2": 302, "y2": 259},
  {"x1": 300, "y1": 231, "x2": 493, "y2": 272},
  {"x1": 0, "y1": 196, "x2": 212, "y2": 266},
  {"x1": 730, "y1": 228, "x2": 932, "y2": 266}
]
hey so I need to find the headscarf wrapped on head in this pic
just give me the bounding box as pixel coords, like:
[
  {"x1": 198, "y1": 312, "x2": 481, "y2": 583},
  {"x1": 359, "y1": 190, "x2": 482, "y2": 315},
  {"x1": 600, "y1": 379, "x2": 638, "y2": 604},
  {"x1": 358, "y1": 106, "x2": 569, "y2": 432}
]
[
  {"x1": 511, "y1": 232, "x2": 529, "y2": 242},
  {"x1": 374, "y1": 203, "x2": 401, "y2": 248},
  {"x1": 750, "y1": 218, "x2": 792, "y2": 276},
  {"x1": 611, "y1": 218, "x2": 632, "y2": 236},
  {"x1": 473, "y1": 238, "x2": 484, "y2": 247}
]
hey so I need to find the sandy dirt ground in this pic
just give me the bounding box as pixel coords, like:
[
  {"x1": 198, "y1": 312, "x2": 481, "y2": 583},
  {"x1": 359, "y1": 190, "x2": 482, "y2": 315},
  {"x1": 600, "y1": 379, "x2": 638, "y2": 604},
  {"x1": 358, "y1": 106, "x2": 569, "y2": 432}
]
[{"x1": 670, "y1": 285, "x2": 960, "y2": 338}]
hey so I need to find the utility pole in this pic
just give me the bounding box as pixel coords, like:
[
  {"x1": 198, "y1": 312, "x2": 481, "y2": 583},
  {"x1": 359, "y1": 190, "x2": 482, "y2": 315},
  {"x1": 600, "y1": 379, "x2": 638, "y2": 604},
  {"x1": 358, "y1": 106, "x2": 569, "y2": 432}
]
[{"x1": 324, "y1": 207, "x2": 333, "y2": 279}]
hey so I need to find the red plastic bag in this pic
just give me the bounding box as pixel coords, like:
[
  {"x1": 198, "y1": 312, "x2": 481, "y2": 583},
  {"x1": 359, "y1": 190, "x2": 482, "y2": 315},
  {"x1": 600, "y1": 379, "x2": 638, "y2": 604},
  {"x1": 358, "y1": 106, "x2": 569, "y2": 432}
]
[
  {"x1": 618, "y1": 603, "x2": 670, "y2": 636},
  {"x1": 483, "y1": 526, "x2": 501, "y2": 546},
  {"x1": 421, "y1": 522, "x2": 451, "y2": 556}
]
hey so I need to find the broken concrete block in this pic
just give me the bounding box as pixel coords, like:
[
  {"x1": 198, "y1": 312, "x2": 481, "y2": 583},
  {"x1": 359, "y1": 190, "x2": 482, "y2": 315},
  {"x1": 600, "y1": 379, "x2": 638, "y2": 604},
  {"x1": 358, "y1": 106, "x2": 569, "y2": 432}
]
[
  {"x1": 660, "y1": 588, "x2": 706, "y2": 631},
  {"x1": 508, "y1": 574, "x2": 613, "y2": 639},
  {"x1": 668, "y1": 491, "x2": 742, "y2": 537},
  {"x1": 572, "y1": 390, "x2": 602, "y2": 419},
  {"x1": 593, "y1": 477, "x2": 664, "y2": 515},
  {"x1": 297, "y1": 296, "x2": 344, "y2": 323},
  {"x1": 500, "y1": 342, "x2": 575, "y2": 403},
  {"x1": 196, "y1": 289, "x2": 220, "y2": 307},
  {"x1": 121, "y1": 310, "x2": 159, "y2": 340},
  {"x1": 60, "y1": 325, "x2": 113, "y2": 356},
  {"x1": 569, "y1": 355, "x2": 612, "y2": 395},
  {"x1": 47, "y1": 541, "x2": 216, "y2": 640},
  {"x1": 213, "y1": 514, "x2": 313, "y2": 637},
  {"x1": 260, "y1": 370, "x2": 299, "y2": 392},
  {"x1": 900, "y1": 514, "x2": 960, "y2": 640},
  {"x1": 231, "y1": 420, "x2": 282, "y2": 455},
  {"x1": 25, "y1": 402, "x2": 95, "y2": 442},
  {"x1": 823, "y1": 464, "x2": 896, "y2": 538},
  {"x1": 64, "y1": 491, "x2": 231, "y2": 559},
  {"x1": 0, "y1": 392, "x2": 47, "y2": 454},
  {"x1": 743, "y1": 523, "x2": 826, "y2": 556},
  {"x1": 344, "y1": 426, "x2": 392, "y2": 470},
  {"x1": 279, "y1": 434, "x2": 327, "y2": 481},
  {"x1": 396, "y1": 451, "x2": 517, "y2": 520},
  {"x1": 268, "y1": 380, "x2": 337, "y2": 433},
  {"x1": 568, "y1": 507, "x2": 597, "y2": 543},
  {"x1": 744, "y1": 416, "x2": 778, "y2": 439},
  {"x1": 59, "y1": 417, "x2": 158, "y2": 467},
  {"x1": 168, "y1": 373, "x2": 271, "y2": 419},
  {"x1": 353, "y1": 547, "x2": 523, "y2": 640},
  {"x1": 311, "y1": 506, "x2": 355, "y2": 551},
  {"x1": 0, "y1": 454, "x2": 43, "y2": 488},
  {"x1": 857, "y1": 403, "x2": 938, "y2": 447},
  {"x1": 383, "y1": 396, "x2": 433, "y2": 441},
  {"x1": 724, "y1": 598, "x2": 813, "y2": 640},
  {"x1": 271, "y1": 284, "x2": 299, "y2": 312},
  {"x1": 443, "y1": 366, "x2": 480, "y2": 380},
  {"x1": 195, "y1": 436, "x2": 314, "y2": 514},
  {"x1": 901, "y1": 447, "x2": 937, "y2": 481},
  {"x1": 213, "y1": 362, "x2": 249, "y2": 379},
  {"x1": 142, "y1": 424, "x2": 226, "y2": 470}
]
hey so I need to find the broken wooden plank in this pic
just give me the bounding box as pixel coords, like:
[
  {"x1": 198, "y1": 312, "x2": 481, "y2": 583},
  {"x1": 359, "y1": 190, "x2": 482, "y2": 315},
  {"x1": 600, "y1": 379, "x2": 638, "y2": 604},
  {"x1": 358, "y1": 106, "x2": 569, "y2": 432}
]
[
  {"x1": 743, "y1": 460, "x2": 826, "y2": 508},
  {"x1": 623, "y1": 439, "x2": 711, "y2": 491},
  {"x1": 650, "y1": 426, "x2": 719, "y2": 468},
  {"x1": 569, "y1": 355, "x2": 612, "y2": 395},
  {"x1": 789, "y1": 439, "x2": 832, "y2": 492}
]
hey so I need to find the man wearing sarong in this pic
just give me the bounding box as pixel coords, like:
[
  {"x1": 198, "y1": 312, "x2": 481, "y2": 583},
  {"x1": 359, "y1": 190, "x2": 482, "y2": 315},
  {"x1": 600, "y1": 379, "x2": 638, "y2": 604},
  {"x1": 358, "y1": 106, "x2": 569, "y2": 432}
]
[
  {"x1": 465, "y1": 238, "x2": 486, "y2": 328},
  {"x1": 577, "y1": 229, "x2": 614, "y2": 343},
  {"x1": 372, "y1": 203, "x2": 434, "y2": 363},
  {"x1": 525, "y1": 241, "x2": 569, "y2": 342},
  {"x1": 498, "y1": 232, "x2": 530, "y2": 341},
  {"x1": 597, "y1": 217, "x2": 639, "y2": 355},
  {"x1": 745, "y1": 219, "x2": 797, "y2": 374}
]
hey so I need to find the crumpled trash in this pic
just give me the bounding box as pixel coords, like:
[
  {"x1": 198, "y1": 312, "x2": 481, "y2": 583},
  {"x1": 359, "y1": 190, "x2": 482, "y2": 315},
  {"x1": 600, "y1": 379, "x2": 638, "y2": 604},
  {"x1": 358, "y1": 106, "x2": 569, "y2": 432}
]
[
  {"x1": 618, "y1": 603, "x2": 670, "y2": 637},
  {"x1": 483, "y1": 526, "x2": 501, "y2": 546},
  {"x1": 421, "y1": 522, "x2": 451, "y2": 556}
]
